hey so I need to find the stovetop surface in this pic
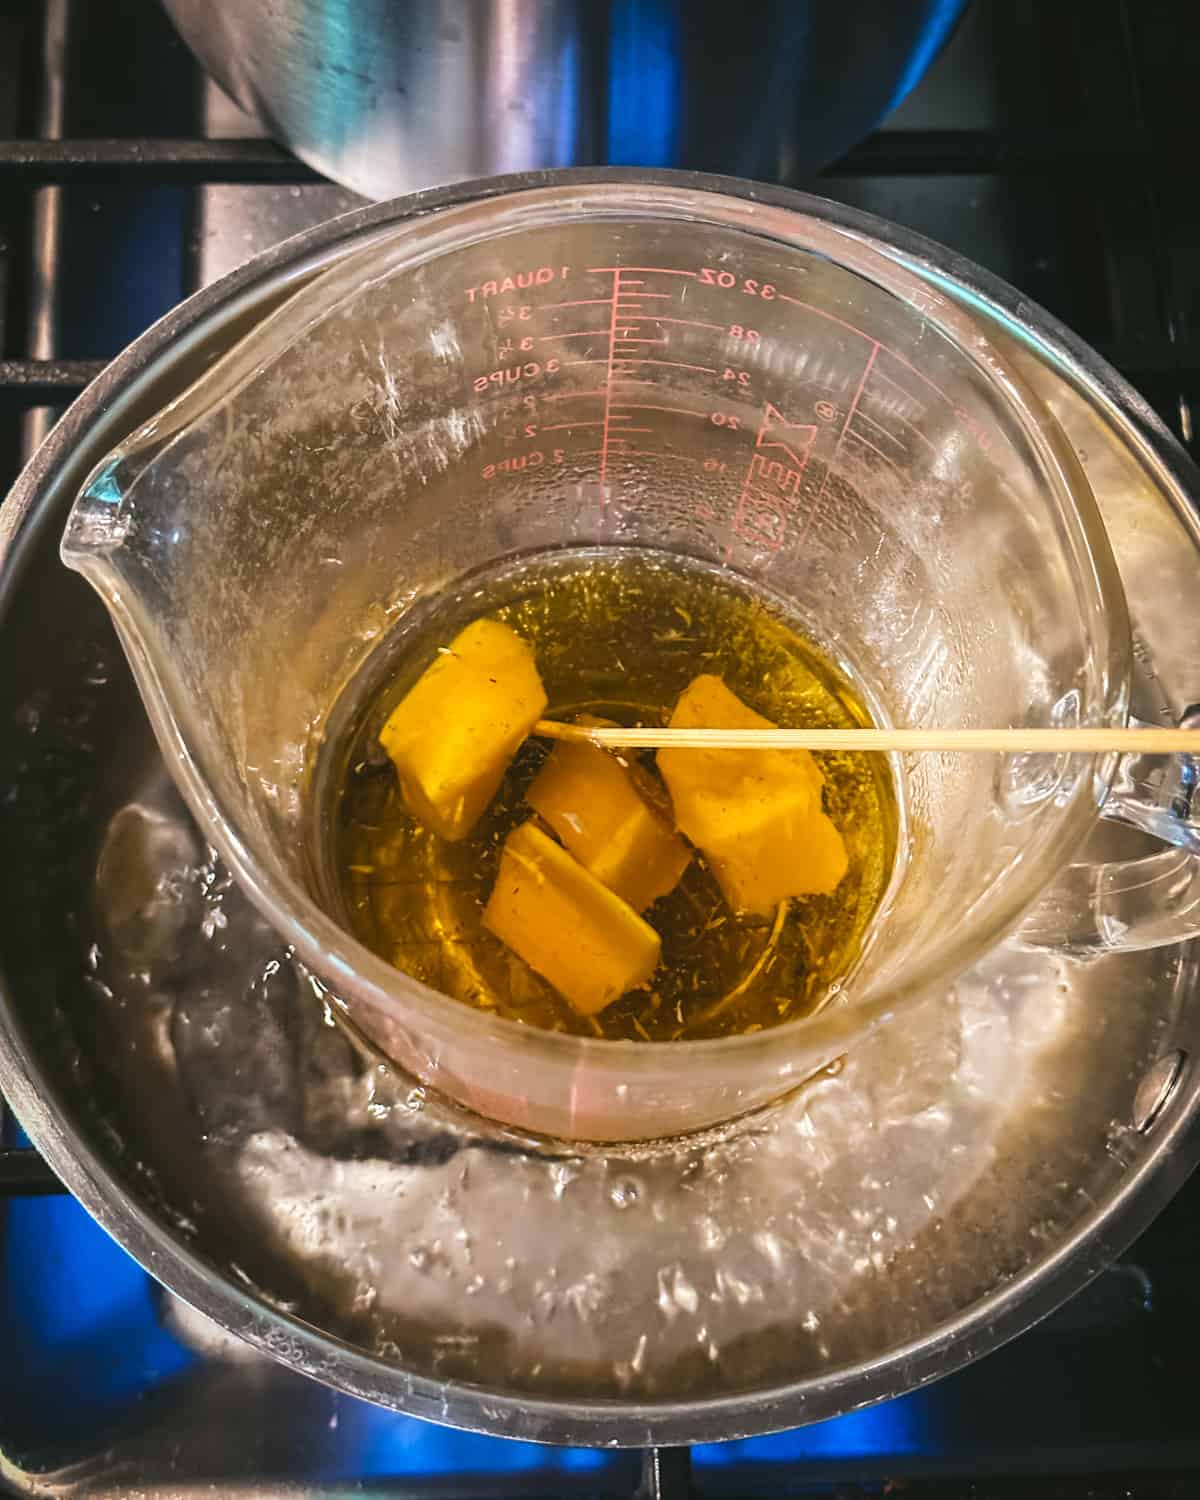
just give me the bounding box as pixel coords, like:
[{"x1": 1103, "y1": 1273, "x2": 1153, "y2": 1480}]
[{"x1": 2, "y1": 1, "x2": 1200, "y2": 1495}]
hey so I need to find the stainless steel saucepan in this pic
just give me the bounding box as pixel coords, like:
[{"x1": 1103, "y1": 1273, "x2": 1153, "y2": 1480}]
[
  {"x1": 2, "y1": 171, "x2": 1200, "y2": 1444},
  {"x1": 161, "y1": 0, "x2": 967, "y2": 198}
]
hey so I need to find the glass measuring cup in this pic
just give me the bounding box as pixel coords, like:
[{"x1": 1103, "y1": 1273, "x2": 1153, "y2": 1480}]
[{"x1": 60, "y1": 180, "x2": 1200, "y2": 1142}]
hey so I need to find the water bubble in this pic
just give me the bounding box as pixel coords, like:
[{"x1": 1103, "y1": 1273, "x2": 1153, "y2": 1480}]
[
  {"x1": 698, "y1": 1214, "x2": 726, "y2": 1251},
  {"x1": 609, "y1": 1176, "x2": 642, "y2": 1210},
  {"x1": 549, "y1": 1161, "x2": 582, "y2": 1199},
  {"x1": 752, "y1": 1230, "x2": 785, "y2": 1270},
  {"x1": 200, "y1": 904, "x2": 228, "y2": 940}
]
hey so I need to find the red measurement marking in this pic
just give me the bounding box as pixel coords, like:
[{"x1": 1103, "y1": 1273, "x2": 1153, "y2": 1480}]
[
  {"x1": 537, "y1": 298, "x2": 613, "y2": 311},
  {"x1": 540, "y1": 420, "x2": 607, "y2": 431},
  {"x1": 598, "y1": 270, "x2": 624, "y2": 487},
  {"x1": 854, "y1": 407, "x2": 903, "y2": 445},
  {"x1": 586, "y1": 266, "x2": 698, "y2": 276},
  {"x1": 774, "y1": 292, "x2": 879, "y2": 347},
  {"x1": 795, "y1": 342, "x2": 880, "y2": 552},
  {"x1": 471, "y1": 359, "x2": 561, "y2": 394},
  {"x1": 626, "y1": 450, "x2": 700, "y2": 462},
  {"x1": 611, "y1": 403, "x2": 709, "y2": 418},
  {"x1": 591, "y1": 266, "x2": 718, "y2": 487},
  {"x1": 870, "y1": 368, "x2": 939, "y2": 453},
  {"x1": 616, "y1": 359, "x2": 718, "y2": 374},
  {"x1": 756, "y1": 403, "x2": 819, "y2": 474},
  {"x1": 615, "y1": 293, "x2": 672, "y2": 301},
  {"x1": 775, "y1": 291, "x2": 960, "y2": 413},
  {"x1": 872, "y1": 364, "x2": 924, "y2": 406},
  {"x1": 539, "y1": 330, "x2": 607, "y2": 341},
  {"x1": 854, "y1": 408, "x2": 908, "y2": 452},
  {"x1": 624, "y1": 316, "x2": 725, "y2": 332},
  {"x1": 875, "y1": 344, "x2": 959, "y2": 410},
  {"x1": 464, "y1": 266, "x2": 566, "y2": 301},
  {"x1": 843, "y1": 427, "x2": 901, "y2": 473},
  {"x1": 833, "y1": 344, "x2": 878, "y2": 454},
  {"x1": 480, "y1": 448, "x2": 559, "y2": 480},
  {"x1": 563, "y1": 359, "x2": 610, "y2": 367},
  {"x1": 733, "y1": 402, "x2": 819, "y2": 552},
  {"x1": 542, "y1": 389, "x2": 609, "y2": 401}
]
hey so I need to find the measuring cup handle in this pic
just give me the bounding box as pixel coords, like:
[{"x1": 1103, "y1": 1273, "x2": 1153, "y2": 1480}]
[{"x1": 1017, "y1": 709, "x2": 1200, "y2": 956}]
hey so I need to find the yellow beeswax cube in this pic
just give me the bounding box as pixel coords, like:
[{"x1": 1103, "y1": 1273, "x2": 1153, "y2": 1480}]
[
  {"x1": 483, "y1": 820, "x2": 660, "y2": 1016},
  {"x1": 378, "y1": 618, "x2": 547, "y2": 841},
  {"x1": 527, "y1": 720, "x2": 690, "y2": 910},
  {"x1": 657, "y1": 675, "x2": 848, "y2": 915}
]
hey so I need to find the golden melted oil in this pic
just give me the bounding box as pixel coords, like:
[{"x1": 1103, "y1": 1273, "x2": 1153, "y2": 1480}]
[{"x1": 317, "y1": 548, "x2": 898, "y2": 1041}]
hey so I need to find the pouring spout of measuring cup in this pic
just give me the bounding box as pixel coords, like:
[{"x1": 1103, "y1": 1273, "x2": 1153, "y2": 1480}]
[
  {"x1": 62, "y1": 454, "x2": 136, "y2": 562},
  {"x1": 62, "y1": 438, "x2": 172, "y2": 662},
  {"x1": 62, "y1": 420, "x2": 203, "y2": 685}
]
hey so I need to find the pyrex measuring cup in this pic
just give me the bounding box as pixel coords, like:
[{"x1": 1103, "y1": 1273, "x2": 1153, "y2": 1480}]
[{"x1": 61, "y1": 179, "x2": 1200, "y2": 1142}]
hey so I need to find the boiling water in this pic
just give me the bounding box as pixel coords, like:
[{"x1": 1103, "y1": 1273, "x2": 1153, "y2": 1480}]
[
  {"x1": 85, "y1": 782, "x2": 1085, "y2": 1401},
  {"x1": 317, "y1": 548, "x2": 899, "y2": 1041}
]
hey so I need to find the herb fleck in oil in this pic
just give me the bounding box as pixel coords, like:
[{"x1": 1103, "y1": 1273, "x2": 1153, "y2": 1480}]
[{"x1": 319, "y1": 548, "x2": 898, "y2": 1041}]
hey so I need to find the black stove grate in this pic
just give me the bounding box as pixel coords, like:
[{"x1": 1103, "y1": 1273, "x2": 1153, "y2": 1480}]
[{"x1": 0, "y1": 1139, "x2": 60, "y2": 1194}]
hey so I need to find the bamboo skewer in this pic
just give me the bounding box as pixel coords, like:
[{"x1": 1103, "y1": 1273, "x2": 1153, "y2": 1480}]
[{"x1": 533, "y1": 721, "x2": 1200, "y2": 755}]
